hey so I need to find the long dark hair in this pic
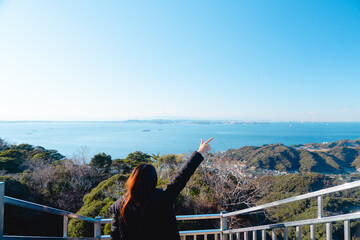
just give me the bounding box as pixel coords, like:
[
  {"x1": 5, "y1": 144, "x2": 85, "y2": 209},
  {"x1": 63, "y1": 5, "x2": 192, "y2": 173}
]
[{"x1": 120, "y1": 164, "x2": 158, "y2": 222}]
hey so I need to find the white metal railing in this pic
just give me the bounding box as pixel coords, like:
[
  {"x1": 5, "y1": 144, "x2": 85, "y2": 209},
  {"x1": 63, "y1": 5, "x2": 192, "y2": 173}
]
[
  {"x1": 221, "y1": 180, "x2": 360, "y2": 240},
  {"x1": 99, "y1": 213, "x2": 222, "y2": 240},
  {"x1": 1, "y1": 179, "x2": 360, "y2": 239},
  {"x1": 0, "y1": 182, "x2": 221, "y2": 239},
  {"x1": 0, "y1": 182, "x2": 103, "y2": 239}
]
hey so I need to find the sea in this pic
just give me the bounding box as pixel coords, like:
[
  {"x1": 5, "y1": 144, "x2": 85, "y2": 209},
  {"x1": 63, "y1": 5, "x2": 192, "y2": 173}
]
[{"x1": 1, "y1": 121, "x2": 360, "y2": 160}]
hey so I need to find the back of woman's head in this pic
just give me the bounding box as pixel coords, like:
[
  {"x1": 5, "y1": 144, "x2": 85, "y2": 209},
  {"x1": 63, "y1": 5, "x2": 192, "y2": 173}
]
[{"x1": 120, "y1": 164, "x2": 158, "y2": 221}]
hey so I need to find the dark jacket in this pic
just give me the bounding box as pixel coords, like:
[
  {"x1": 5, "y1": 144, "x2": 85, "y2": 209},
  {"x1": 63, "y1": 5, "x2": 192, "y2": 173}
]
[{"x1": 108, "y1": 151, "x2": 204, "y2": 240}]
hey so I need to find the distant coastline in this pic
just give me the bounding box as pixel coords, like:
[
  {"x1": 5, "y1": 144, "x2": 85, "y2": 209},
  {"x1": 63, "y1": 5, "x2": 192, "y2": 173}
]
[
  {"x1": 1, "y1": 121, "x2": 360, "y2": 159},
  {"x1": 0, "y1": 120, "x2": 269, "y2": 125},
  {"x1": 1, "y1": 119, "x2": 360, "y2": 124},
  {"x1": 122, "y1": 119, "x2": 270, "y2": 125}
]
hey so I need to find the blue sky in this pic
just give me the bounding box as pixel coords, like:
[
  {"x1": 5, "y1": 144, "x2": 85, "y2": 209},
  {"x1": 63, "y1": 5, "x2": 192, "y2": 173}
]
[{"x1": 0, "y1": 0, "x2": 360, "y2": 121}]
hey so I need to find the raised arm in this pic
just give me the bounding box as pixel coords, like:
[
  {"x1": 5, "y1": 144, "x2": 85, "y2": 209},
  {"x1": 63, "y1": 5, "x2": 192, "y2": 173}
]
[{"x1": 164, "y1": 138, "x2": 213, "y2": 203}]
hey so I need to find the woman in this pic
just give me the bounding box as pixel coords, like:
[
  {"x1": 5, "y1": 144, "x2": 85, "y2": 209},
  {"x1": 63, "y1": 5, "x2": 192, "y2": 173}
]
[{"x1": 109, "y1": 137, "x2": 213, "y2": 240}]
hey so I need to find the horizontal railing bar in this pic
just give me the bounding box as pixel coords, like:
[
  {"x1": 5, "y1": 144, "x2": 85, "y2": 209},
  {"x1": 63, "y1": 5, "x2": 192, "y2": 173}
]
[
  {"x1": 180, "y1": 229, "x2": 221, "y2": 235},
  {"x1": 4, "y1": 237, "x2": 98, "y2": 240},
  {"x1": 4, "y1": 196, "x2": 98, "y2": 223},
  {"x1": 224, "y1": 180, "x2": 360, "y2": 217},
  {"x1": 176, "y1": 214, "x2": 221, "y2": 220},
  {"x1": 100, "y1": 213, "x2": 221, "y2": 224},
  {"x1": 100, "y1": 218, "x2": 111, "y2": 224},
  {"x1": 223, "y1": 211, "x2": 360, "y2": 234},
  {"x1": 4, "y1": 237, "x2": 64, "y2": 240},
  {"x1": 98, "y1": 231, "x2": 221, "y2": 238}
]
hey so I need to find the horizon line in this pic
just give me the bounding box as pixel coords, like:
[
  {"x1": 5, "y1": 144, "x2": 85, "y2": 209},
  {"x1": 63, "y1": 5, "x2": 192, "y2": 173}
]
[{"x1": 1, "y1": 119, "x2": 360, "y2": 123}]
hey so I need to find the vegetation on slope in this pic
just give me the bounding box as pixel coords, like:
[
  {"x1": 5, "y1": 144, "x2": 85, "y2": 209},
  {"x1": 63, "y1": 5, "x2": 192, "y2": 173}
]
[
  {"x1": 257, "y1": 173, "x2": 360, "y2": 240},
  {"x1": 2, "y1": 137, "x2": 360, "y2": 239},
  {"x1": 68, "y1": 174, "x2": 128, "y2": 237},
  {"x1": 223, "y1": 138, "x2": 360, "y2": 173}
]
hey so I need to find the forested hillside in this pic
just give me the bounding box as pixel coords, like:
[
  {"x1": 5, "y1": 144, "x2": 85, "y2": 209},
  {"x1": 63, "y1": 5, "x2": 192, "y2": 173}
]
[
  {"x1": 222, "y1": 138, "x2": 360, "y2": 173},
  {"x1": 1, "y1": 137, "x2": 360, "y2": 239}
]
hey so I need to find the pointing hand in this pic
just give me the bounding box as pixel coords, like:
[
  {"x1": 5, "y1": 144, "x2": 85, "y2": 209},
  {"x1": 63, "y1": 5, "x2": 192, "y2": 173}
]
[{"x1": 197, "y1": 137, "x2": 214, "y2": 155}]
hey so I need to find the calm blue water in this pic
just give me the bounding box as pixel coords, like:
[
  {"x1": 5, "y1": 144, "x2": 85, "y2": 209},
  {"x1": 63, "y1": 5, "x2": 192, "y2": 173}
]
[{"x1": 0, "y1": 121, "x2": 360, "y2": 159}]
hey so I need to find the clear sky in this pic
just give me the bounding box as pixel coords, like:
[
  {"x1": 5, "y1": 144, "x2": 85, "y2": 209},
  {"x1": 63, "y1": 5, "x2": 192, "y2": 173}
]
[{"x1": 1, "y1": 0, "x2": 360, "y2": 122}]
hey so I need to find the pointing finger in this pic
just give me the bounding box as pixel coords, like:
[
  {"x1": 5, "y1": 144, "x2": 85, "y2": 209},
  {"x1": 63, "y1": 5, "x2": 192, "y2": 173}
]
[{"x1": 201, "y1": 138, "x2": 204, "y2": 145}]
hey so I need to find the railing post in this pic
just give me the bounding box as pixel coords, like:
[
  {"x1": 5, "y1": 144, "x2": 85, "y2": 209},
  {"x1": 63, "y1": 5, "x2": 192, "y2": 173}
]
[
  {"x1": 253, "y1": 230, "x2": 257, "y2": 240},
  {"x1": 63, "y1": 216, "x2": 68, "y2": 238},
  {"x1": 310, "y1": 224, "x2": 315, "y2": 240},
  {"x1": 284, "y1": 227, "x2": 288, "y2": 240},
  {"x1": 220, "y1": 211, "x2": 227, "y2": 240},
  {"x1": 272, "y1": 229, "x2": 277, "y2": 240},
  {"x1": 344, "y1": 220, "x2": 350, "y2": 240},
  {"x1": 0, "y1": 182, "x2": 4, "y2": 240},
  {"x1": 261, "y1": 230, "x2": 265, "y2": 240},
  {"x1": 244, "y1": 231, "x2": 248, "y2": 240},
  {"x1": 94, "y1": 216, "x2": 101, "y2": 239},
  {"x1": 326, "y1": 222, "x2": 332, "y2": 240},
  {"x1": 318, "y1": 196, "x2": 323, "y2": 218},
  {"x1": 296, "y1": 226, "x2": 301, "y2": 240}
]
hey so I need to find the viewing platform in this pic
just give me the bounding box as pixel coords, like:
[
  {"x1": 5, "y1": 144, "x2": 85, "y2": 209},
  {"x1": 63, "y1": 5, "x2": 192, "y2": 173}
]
[{"x1": 1, "y1": 180, "x2": 360, "y2": 239}]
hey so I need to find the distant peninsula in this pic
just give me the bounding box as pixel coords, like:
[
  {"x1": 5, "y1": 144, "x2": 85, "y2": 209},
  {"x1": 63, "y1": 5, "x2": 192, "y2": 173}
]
[{"x1": 122, "y1": 119, "x2": 269, "y2": 125}]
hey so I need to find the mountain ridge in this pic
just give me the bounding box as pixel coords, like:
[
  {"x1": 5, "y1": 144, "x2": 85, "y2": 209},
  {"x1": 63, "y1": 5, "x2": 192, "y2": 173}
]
[{"x1": 222, "y1": 138, "x2": 360, "y2": 174}]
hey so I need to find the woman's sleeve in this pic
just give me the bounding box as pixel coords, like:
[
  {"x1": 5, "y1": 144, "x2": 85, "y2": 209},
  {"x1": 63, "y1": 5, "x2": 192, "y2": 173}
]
[
  {"x1": 164, "y1": 151, "x2": 204, "y2": 203},
  {"x1": 108, "y1": 205, "x2": 121, "y2": 240}
]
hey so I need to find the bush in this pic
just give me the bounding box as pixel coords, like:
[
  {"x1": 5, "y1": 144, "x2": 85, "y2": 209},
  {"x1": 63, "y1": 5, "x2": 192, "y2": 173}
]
[{"x1": 68, "y1": 174, "x2": 128, "y2": 237}]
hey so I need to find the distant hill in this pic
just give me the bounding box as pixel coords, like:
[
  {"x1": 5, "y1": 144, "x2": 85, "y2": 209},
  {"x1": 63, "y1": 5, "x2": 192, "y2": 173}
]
[
  {"x1": 292, "y1": 137, "x2": 360, "y2": 149},
  {"x1": 222, "y1": 138, "x2": 360, "y2": 174}
]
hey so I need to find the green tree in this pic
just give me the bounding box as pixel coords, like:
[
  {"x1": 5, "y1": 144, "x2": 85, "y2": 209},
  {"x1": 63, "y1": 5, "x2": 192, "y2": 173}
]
[
  {"x1": 125, "y1": 151, "x2": 151, "y2": 165},
  {"x1": 155, "y1": 154, "x2": 185, "y2": 171},
  {"x1": 111, "y1": 151, "x2": 152, "y2": 174},
  {"x1": 0, "y1": 138, "x2": 9, "y2": 150},
  {"x1": 0, "y1": 149, "x2": 25, "y2": 160},
  {"x1": 14, "y1": 143, "x2": 35, "y2": 152},
  {"x1": 0, "y1": 149, "x2": 26, "y2": 173},
  {"x1": 0, "y1": 157, "x2": 22, "y2": 173},
  {"x1": 111, "y1": 158, "x2": 130, "y2": 174},
  {"x1": 90, "y1": 153, "x2": 112, "y2": 173},
  {"x1": 30, "y1": 149, "x2": 64, "y2": 163}
]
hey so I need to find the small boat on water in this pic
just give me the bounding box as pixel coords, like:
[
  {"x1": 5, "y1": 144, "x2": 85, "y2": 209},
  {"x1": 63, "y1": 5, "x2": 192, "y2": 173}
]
[{"x1": 142, "y1": 129, "x2": 151, "y2": 132}]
